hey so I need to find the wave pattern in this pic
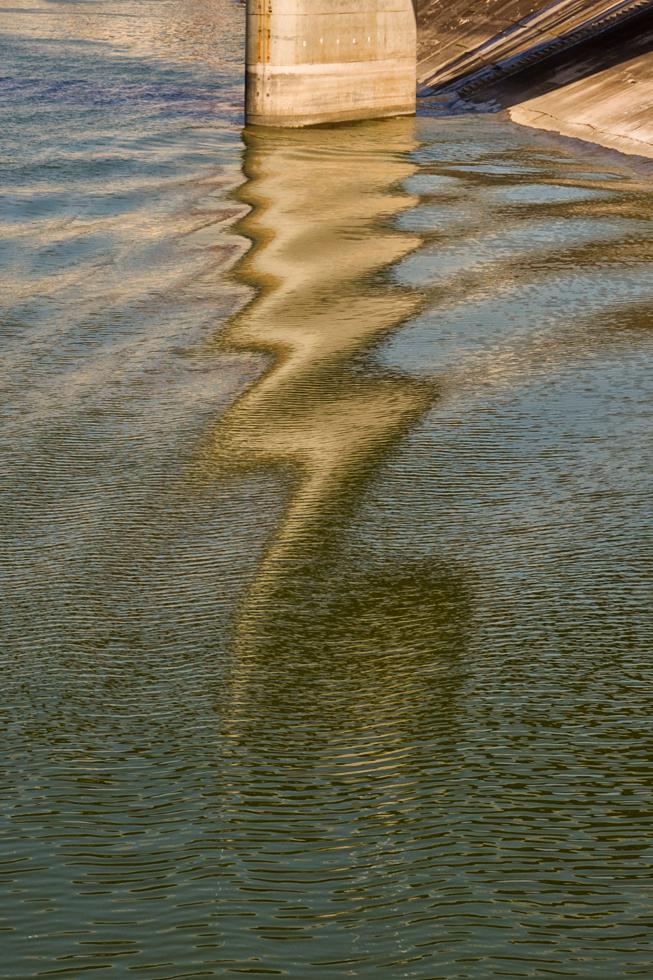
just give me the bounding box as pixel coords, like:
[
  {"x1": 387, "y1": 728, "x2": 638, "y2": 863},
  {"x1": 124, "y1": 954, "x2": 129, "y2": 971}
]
[{"x1": 1, "y1": 5, "x2": 653, "y2": 977}]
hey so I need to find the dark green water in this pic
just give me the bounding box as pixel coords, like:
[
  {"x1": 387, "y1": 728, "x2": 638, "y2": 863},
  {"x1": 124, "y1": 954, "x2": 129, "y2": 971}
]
[{"x1": 1, "y1": 2, "x2": 652, "y2": 977}]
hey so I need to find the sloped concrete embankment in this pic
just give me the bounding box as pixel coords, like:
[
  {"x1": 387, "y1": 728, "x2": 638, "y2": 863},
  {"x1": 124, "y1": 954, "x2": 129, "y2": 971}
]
[
  {"x1": 417, "y1": 0, "x2": 650, "y2": 90},
  {"x1": 509, "y1": 40, "x2": 653, "y2": 159},
  {"x1": 418, "y1": 0, "x2": 653, "y2": 159}
]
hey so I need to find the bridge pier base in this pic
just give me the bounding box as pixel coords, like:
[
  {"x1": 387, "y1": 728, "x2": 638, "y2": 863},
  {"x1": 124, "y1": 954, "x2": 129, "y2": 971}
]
[{"x1": 245, "y1": 1, "x2": 416, "y2": 128}]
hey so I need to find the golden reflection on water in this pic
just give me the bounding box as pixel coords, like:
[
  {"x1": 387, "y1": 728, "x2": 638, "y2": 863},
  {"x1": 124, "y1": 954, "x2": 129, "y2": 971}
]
[
  {"x1": 209, "y1": 120, "x2": 438, "y2": 644},
  {"x1": 204, "y1": 118, "x2": 470, "y2": 761},
  {"x1": 207, "y1": 118, "x2": 470, "y2": 799}
]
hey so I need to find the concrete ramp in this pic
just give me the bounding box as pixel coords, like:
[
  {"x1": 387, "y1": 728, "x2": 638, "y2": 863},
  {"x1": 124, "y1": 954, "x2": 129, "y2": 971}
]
[
  {"x1": 418, "y1": 0, "x2": 653, "y2": 159},
  {"x1": 507, "y1": 8, "x2": 653, "y2": 158},
  {"x1": 418, "y1": 0, "x2": 651, "y2": 91},
  {"x1": 418, "y1": 0, "x2": 547, "y2": 86}
]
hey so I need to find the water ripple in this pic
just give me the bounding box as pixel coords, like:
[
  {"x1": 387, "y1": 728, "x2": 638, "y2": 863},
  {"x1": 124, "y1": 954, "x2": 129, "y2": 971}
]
[{"x1": 1, "y1": 9, "x2": 652, "y2": 979}]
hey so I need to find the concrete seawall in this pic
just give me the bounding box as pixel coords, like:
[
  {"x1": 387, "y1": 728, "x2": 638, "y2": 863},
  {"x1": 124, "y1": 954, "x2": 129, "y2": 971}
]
[
  {"x1": 418, "y1": 0, "x2": 653, "y2": 160},
  {"x1": 418, "y1": 0, "x2": 545, "y2": 86},
  {"x1": 511, "y1": 61, "x2": 653, "y2": 160},
  {"x1": 507, "y1": 13, "x2": 653, "y2": 159},
  {"x1": 418, "y1": 0, "x2": 650, "y2": 90}
]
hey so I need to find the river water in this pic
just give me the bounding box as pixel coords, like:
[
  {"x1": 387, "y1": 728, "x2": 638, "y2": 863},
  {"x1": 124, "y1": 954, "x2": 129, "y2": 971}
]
[{"x1": 1, "y1": 2, "x2": 652, "y2": 977}]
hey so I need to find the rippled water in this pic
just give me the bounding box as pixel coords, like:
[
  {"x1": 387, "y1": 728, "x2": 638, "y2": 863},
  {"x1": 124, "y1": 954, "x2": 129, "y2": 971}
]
[{"x1": 2, "y1": 2, "x2": 653, "y2": 977}]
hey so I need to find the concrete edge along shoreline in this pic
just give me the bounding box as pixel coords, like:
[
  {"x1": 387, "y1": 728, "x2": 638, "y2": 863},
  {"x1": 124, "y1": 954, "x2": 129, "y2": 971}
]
[
  {"x1": 509, "y1": 53, "x2": 653, "y2": 161},
  {"x1": 417, "y1": 0, "x2": 653, "y2": 161}
]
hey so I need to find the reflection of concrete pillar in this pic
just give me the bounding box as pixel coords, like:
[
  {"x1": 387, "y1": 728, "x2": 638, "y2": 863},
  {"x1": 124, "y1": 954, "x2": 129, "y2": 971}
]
[{"x1": 245, "y1": 0, "x2": 416, "y2": 128}]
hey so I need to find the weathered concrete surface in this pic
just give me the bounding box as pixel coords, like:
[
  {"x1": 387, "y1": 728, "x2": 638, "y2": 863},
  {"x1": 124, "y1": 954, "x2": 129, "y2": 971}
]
[
  {"x1": 243, "y1": 0, "x2": 653, "y2": 154},
  {"x1": 417, "y1": 0, "x2": 650, "y2": 90},
  {"x1": 418, "y1": 0, "x2": 546, "y2": 86},
  {"x1": 450, "y1": 6, "x2": 653, "y2": 159},
  {"x1": 245, "y1": 0, "x2": 416, "y2": 127},
  {"x1": 417, "y1": 0, "x2": 653, "y2": 160},
  {"x1": 510, "y1": 50, "x2": 653, "y2": 159}
]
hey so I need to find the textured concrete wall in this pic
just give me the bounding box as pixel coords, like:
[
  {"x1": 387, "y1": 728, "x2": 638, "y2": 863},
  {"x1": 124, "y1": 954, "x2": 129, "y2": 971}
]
[
  {"x1": 417, "y1": 0, "x2": 544, "y2": 85},
  {"x1": 417, "y1": 0, "x2": 650, "y2": 90},
  {"x1": 416, "y1": 0, "x2": 653, "y2": 159},
  {"x1": 511, "y1": 54, "x2": 653, "y2": 159},
  {"x1": 245, "y1": 0, "x2": 416, "y2": 127},
  {"x1": 507, "y1": 12, "x2": 653, "y2": 159}
]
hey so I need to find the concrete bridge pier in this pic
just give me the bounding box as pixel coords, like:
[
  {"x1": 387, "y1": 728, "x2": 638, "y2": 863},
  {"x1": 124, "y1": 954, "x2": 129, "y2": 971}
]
[{"x1": 245, "y1": 0, "x2": 416, "y2": 128}]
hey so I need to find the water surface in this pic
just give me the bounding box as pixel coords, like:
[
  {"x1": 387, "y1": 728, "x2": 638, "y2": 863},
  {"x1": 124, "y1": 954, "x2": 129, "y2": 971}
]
[{"x1": 1, "y1": 2, "x2": 652, "y2": 977}]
